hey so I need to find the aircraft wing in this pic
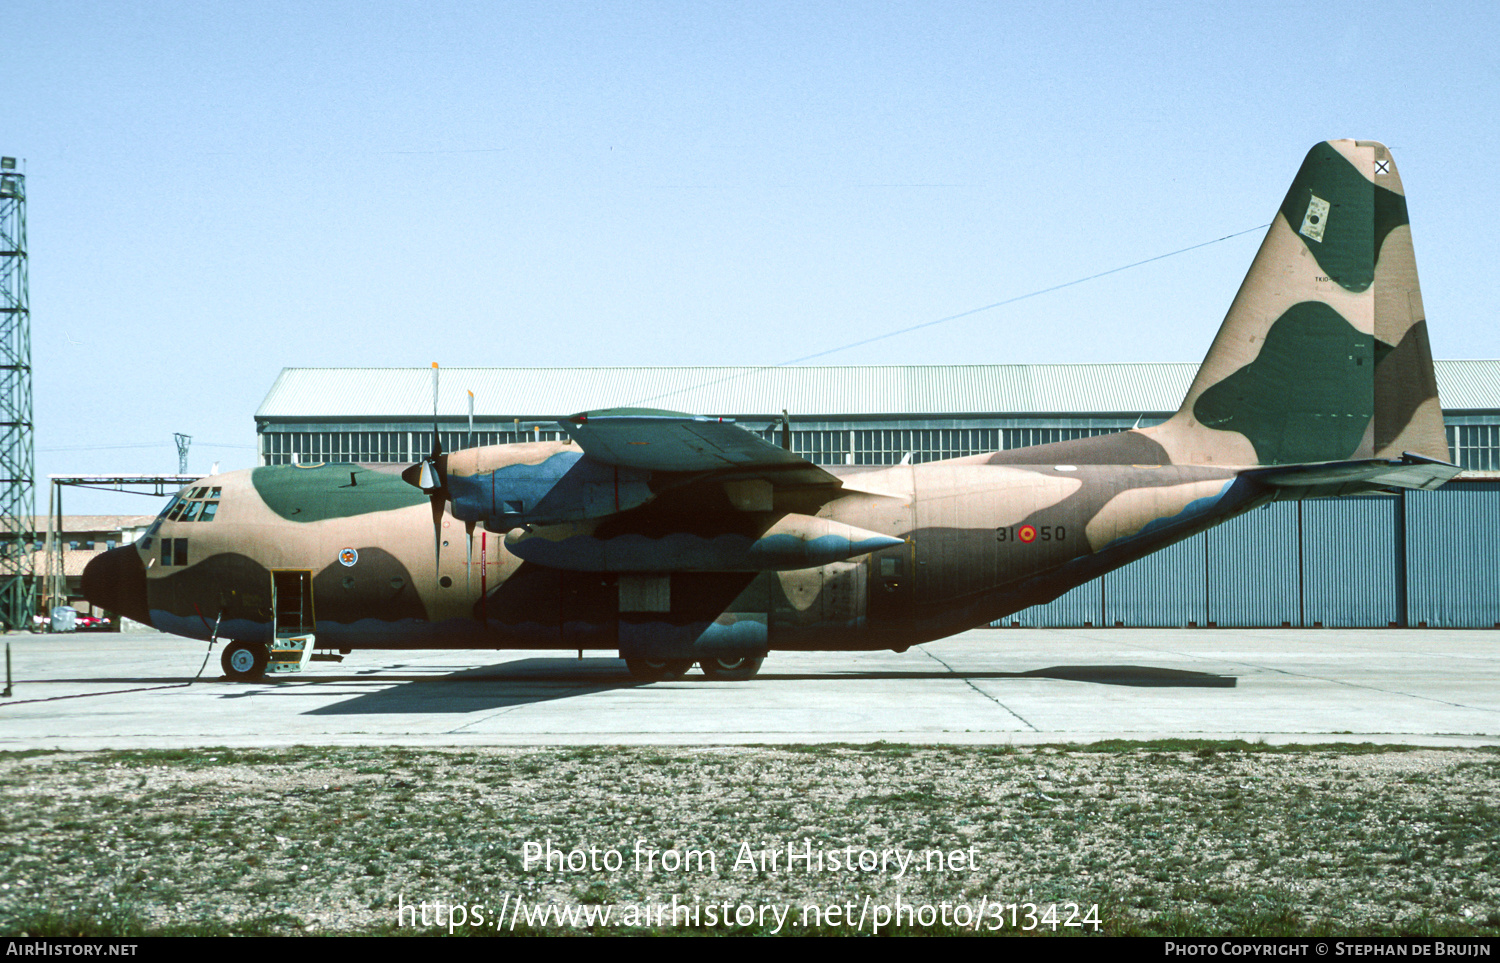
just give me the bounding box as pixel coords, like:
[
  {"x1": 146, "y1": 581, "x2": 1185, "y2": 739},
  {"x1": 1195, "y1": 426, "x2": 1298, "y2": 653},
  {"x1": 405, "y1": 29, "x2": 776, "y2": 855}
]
[
  {"x1": 559, "y1": 408, "x2": 841, "y2": 490},
  {"x1": 1245, "y1": 452, "x2": 1462, "y2": 498},
  {"x1": 489, "y1": 408, "x2": 873, "y2": 571}
]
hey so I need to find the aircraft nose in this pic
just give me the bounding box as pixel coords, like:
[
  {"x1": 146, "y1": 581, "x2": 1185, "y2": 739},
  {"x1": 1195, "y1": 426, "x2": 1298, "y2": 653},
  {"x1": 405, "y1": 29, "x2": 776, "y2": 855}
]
[{"x1": 81, "y1": 546, "x2": 151, "y2": 626}]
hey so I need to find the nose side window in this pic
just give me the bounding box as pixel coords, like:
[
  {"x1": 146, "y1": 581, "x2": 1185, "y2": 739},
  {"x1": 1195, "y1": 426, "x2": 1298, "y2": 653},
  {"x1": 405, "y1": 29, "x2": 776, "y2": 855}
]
[{"x1": 160, "y1": 537, "x2": 190, "y2": 566}]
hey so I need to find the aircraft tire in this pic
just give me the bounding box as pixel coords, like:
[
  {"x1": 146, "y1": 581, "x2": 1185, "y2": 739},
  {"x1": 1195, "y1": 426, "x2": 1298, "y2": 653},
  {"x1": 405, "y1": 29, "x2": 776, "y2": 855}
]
[
  {"x1": 698, "y1": 656, "x2": 764, "y2": 681},
  {"x1": 624, "y1": 658, "x2": 695, "y2": 682},
  {"x1": 221, "y1": 641, "x2": 269, "y2": 681}
]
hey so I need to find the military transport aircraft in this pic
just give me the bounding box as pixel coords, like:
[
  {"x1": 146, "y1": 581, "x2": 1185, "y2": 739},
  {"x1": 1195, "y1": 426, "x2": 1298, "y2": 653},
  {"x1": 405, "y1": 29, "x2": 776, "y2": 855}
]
[{"x1": 83, "y1": 140, "x2": 1459, "y2": 681}]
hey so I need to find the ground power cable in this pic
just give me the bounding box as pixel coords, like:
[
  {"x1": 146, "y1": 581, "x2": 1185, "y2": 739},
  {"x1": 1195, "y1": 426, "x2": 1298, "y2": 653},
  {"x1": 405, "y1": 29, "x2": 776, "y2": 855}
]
[{"x1": 0, "y1": 614, "x2": 225, "y2": 706}]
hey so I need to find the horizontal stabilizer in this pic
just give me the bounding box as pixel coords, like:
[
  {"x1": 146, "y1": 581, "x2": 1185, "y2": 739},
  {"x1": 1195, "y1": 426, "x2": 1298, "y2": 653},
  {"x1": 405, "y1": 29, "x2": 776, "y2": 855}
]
[{"x1": 1245, "y1": 452, "x2": 1460, "y2": 498}]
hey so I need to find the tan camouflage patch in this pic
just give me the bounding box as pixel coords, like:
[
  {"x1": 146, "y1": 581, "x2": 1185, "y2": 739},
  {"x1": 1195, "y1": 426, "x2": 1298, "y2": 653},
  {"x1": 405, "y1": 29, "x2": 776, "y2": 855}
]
[
  {"x1": 1139, "y1": 420, "x2": 1260, "y2": 470},
  {"x1": 910, "y1": 465, "x2": 1083, "y2": 530},
  {"x1": 1084, "y1": 478, "x2": 1232, "y2": 552},
  {"x1": 445, "y1": 440, "x2": 576, "y2": 477},
  {"x1": 1373, "y1": 396, "x2": 1449, "y2": 462},
  {"x1": 1363, "y1": 141, "x2": 1404, "y2": 194},
  {"x1": 1327, "y1": 138, "x2": 1377, "y2": 180},
  {"x1": 1373, "y1": 224, "x2": 1424, "y2": 347}
]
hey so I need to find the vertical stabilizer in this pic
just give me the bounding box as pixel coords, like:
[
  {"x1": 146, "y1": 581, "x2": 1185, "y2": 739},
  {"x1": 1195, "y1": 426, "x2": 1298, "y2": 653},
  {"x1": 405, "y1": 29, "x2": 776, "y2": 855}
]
[{"x1": 1145, "y1": 140, "x2": 1448, "y2": 467}]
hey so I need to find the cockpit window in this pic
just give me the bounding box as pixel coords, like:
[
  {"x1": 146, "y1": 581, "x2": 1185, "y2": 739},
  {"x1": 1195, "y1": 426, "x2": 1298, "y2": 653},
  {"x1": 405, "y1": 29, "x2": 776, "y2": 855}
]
[
  {"x1": 141, "y1": 495, "x2": 180, "y2": 549},
  {"x1": 155, "y1": 495, "x2": 180, "y2": 521},
  {"x1": 157, "y1": 488, "x2": 222, "y2": 523}
]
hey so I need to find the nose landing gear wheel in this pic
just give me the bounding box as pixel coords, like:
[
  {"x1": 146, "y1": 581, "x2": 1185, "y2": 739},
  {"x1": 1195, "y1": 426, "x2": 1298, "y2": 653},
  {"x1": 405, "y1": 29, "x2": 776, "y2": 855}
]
[
  {"x1": 222, "y1": 641, "x2": 270, "y2": 681},
  {"x1": 624, "y1": 658, "x2": 695, "y2": 682},
  {"x1": 698, "y1": 656, "x2": 764, "y2": 681}
]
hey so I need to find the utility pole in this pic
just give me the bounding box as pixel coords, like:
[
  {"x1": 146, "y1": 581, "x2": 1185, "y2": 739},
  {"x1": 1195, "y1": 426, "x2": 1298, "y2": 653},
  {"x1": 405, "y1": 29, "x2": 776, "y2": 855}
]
[{"x1": 174, "y1": 433, "x2": 191, "y2": 474}]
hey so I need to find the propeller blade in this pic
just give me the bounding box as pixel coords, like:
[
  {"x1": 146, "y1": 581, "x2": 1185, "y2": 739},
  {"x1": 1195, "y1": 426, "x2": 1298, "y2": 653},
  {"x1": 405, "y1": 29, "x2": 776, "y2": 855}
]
[
  {"x1": 431, "y1": 362, "x2": 442, "y2": 457},
  {"x1": 427, "y1": 363, "x2": 446, "y2": 584},
  {"x1": 465, "y1": 520, "x2": 476, "y2": 594},
  {"x1": 431, "y1": 491, "x2": 444, "y2": 567}
]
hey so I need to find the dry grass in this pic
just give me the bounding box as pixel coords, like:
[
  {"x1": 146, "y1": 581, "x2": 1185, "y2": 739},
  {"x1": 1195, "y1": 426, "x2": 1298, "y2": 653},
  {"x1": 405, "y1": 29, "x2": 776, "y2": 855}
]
[{"x1": 1, "y1": 743, "x2": 1497, "y2": 936}]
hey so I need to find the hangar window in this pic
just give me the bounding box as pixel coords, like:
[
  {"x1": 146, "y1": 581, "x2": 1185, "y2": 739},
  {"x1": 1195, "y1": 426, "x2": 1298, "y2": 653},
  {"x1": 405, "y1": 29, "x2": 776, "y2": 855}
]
[{"x1": 1448, "y1": 424, "x2": 1499, "y2": 471}]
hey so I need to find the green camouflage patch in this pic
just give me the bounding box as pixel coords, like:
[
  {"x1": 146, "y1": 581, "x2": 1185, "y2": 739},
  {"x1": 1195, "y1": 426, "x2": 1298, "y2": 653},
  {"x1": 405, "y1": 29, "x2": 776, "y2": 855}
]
[
  {"x1": 1192, "y1": 301, "x2": 1374, "y2": 464},
  {"x1": 1278, "y1": 142, "x2": 1408, "y2": 292},
  {"x1": 251, "y1": 464, "x2": 427, "y2": 523}
]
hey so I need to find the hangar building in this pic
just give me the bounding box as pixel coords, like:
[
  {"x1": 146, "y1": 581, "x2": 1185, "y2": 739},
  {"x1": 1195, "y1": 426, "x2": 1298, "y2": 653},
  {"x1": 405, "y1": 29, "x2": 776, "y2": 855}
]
[{"x1": 255, "y1": 363, "x2": 1500, "y2": 629}]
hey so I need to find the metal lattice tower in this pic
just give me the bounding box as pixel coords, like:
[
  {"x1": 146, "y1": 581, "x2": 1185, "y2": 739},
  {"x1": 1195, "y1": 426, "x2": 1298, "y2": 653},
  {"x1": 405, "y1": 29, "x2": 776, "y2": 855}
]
[{"x1": 0, "y1": 158, "x2": 35, "y2": 630}]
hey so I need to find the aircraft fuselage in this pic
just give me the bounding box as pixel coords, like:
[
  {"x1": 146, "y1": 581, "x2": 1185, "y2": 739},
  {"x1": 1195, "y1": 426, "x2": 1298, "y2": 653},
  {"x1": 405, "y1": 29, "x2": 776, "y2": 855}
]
[{"x1": 93, "y1": 436, "x2": 1254, "y2": 659}]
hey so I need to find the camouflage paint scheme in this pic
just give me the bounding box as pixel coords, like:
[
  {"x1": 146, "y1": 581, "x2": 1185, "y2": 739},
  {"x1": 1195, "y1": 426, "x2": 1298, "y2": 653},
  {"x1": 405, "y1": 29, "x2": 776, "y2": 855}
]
[{"x1": 82, "y1": 141, "x2": 1457, "y2": 679}]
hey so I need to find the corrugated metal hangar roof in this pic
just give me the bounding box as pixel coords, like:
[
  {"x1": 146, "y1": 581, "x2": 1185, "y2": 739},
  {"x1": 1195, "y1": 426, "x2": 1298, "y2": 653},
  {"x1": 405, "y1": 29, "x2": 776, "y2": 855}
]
[{"x1": 257, "y1": 361, "x2": 1500, "y2": 421}]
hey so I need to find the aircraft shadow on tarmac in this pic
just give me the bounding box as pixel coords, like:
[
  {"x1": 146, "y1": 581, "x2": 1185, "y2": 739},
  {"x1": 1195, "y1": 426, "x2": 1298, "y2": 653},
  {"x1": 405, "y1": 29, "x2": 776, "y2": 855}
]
[{"x1": 288, "y1": 658, "x2": 1236, "y2": 715}]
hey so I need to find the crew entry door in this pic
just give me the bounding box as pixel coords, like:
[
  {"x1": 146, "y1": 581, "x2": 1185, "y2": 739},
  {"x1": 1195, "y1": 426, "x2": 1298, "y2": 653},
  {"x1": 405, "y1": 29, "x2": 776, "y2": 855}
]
[{"x1": 271, "y1": 570, "x2": 315, "y2": 637}]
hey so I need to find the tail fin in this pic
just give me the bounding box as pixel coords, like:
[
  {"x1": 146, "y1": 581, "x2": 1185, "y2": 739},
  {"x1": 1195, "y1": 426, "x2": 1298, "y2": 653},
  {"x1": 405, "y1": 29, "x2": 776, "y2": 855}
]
[{"x1": 1145, "y1": 140, "x2": 1448, "y2": 467}]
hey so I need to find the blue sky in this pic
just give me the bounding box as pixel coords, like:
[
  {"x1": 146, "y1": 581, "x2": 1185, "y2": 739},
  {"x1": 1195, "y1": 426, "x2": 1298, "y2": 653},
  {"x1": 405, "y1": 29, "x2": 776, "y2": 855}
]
[{"x1": 10, "y1": 1, "x2": 1500, "y2": 512}]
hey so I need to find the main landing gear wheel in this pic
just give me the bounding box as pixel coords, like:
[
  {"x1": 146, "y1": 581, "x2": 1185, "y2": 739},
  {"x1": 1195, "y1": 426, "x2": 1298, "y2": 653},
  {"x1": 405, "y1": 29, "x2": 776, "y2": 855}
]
[
  {"x1": 221, "y1": 641, "x2": 269, "y2": 681},
  {"x1": 624, "y1": 658, "x2": 695, "y2": 682},
  {"x1": 698, "y1": 656, "x2": 764, "y2": 681}
]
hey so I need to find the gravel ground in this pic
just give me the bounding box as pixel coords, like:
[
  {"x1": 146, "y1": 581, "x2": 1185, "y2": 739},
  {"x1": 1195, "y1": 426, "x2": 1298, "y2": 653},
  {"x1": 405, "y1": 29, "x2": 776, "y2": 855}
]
[{"x1": 2, "y1": 743, "x2": 1497, "y2": 936}]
